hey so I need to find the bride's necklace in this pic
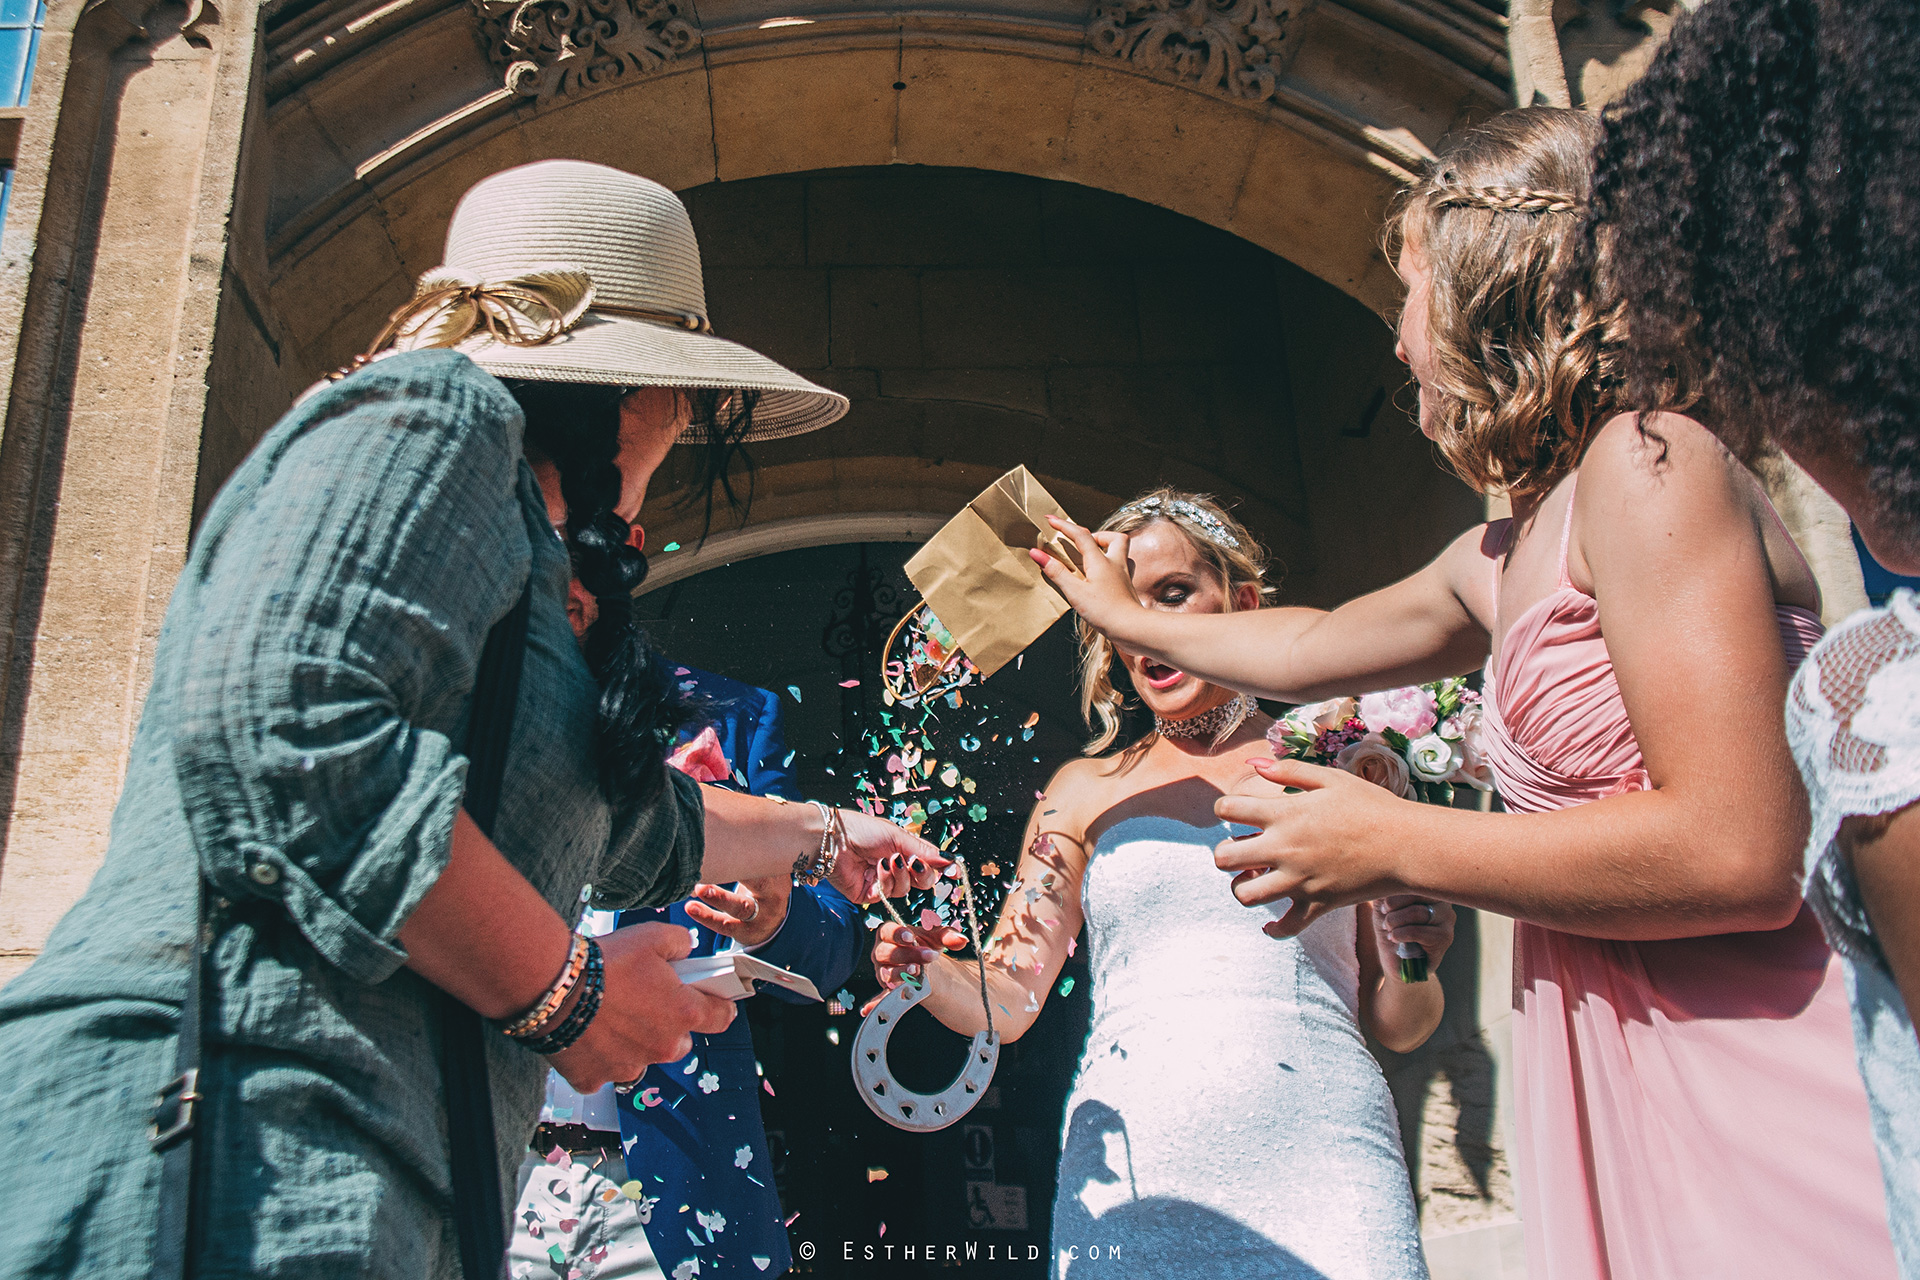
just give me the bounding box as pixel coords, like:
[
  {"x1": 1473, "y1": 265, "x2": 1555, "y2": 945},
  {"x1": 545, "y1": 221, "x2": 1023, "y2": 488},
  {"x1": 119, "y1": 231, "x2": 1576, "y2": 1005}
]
[{"x1": 1155, "y1": 693, "x2": 1256, "y2": 744}]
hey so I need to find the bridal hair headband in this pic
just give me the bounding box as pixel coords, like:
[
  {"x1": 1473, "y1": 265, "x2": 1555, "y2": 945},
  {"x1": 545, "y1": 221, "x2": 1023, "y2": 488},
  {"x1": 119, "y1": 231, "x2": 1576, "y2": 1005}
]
[{"x1": 1118, "y1": 494, "x2": 1243, "y2": 550}]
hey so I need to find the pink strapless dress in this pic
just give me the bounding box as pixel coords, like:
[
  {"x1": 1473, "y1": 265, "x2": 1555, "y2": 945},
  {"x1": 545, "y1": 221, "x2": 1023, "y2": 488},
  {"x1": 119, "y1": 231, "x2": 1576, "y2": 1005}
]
[{"x1": 1482, "y1": 483, "x2": 1895, "y2": 1279}]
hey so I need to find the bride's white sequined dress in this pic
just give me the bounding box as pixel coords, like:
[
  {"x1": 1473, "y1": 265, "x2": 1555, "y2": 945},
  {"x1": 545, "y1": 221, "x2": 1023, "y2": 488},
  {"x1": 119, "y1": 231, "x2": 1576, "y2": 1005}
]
[{"x1": 1052, "y1": 815, "x2": 1429, "y2": 1279}]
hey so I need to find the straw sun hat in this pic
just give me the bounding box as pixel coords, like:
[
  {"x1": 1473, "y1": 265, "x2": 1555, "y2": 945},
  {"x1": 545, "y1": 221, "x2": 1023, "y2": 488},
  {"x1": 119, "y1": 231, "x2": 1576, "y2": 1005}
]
[{"x1": 347, "y1": 159, "x2": 847, "y2": 442}]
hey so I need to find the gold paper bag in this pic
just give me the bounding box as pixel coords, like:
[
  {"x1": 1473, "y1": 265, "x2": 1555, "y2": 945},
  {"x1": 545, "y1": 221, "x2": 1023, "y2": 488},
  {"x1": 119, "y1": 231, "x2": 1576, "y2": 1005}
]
[{"x1": 904, "y1": 466, "x2": 1083, "y2": 678}]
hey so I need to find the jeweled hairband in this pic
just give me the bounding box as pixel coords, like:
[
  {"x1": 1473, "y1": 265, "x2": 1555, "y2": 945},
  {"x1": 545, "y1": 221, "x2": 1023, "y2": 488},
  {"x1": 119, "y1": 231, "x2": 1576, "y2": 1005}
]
[{"x1": 1118, "y1": 495, "x2": 1242, "y2": 550}]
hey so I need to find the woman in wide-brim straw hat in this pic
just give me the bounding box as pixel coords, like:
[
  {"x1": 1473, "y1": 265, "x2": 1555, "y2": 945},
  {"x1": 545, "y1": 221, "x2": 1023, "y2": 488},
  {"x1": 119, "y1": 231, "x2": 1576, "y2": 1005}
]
[{"x1": 0, "y1": 159, "x2": 946, "y2": 1279}]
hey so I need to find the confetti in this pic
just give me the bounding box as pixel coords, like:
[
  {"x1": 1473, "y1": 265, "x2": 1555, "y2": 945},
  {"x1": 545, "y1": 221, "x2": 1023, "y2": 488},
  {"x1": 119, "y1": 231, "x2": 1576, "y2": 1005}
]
[
  {"x1": 867, "y1": 1166, "x2": 889, "y2": 1183},
  {"x1": 547, "y1": 1146, "x2": 571, "y2": 1168},
  {"x1": 783, "y1": 750, "x2": 796, "y2": 767},
  {"x1": 785, "y1": 1213, "x2": 801, "y2": 1228},
  {"x1": 639, "y1": 1087, "x2": 663, "y2": 1108},
  {"x1": 698, "y1": 1209, "x2": 728, "y2": 1234},
  {"x1": 967, "y1": 803, "x2": 989, "y2": 822},
  {"x1": 698, "y1": 1072, "x2": 720, "y2": 1094},
  {"x1": 1023, "y1": 712, "x2": 1040, "y2": 729},
  {"x1": 753, "y1": 1259, "x2": 773, "y2": 1271},
  {"x1": 981, "y1": 861, "x2": 1000, "y2": 876},
  {"x1": 825, "y1": 1027, "x2": 840, "y2": 1046},
  {"x1": 672, "y1": 1260, "x2": 701, "y2": 1280},
  {"x1": 682, "y1": 1056, "x2": 700, "y2": 1075},
  {"x1": 786, "y1": 685, "x2": 803, "y2": 703},
  {"x1": 840, "y1": 679, "x2": 861, "y2": 688},
  {"x1": 879, "y1": 1222, "x2": 888, "y2": 1238},
  {"x1": 735, "y1": 1146, "x2": 754, "y2": 1169},
  {"x1": 662, "y1": 542, "x2": 681, "y2": 553},
  {"x1": 621, "y1": 1181, "x2": 647, "y2": 1200},
  {"x1": 1058, "y1": 976, "x2": 1076, "y2": 996},
  {"x1": 919, "y1": 908, "x2": 942, "y2": 930},
  {"x1": 1068, "y1": 937, "x2": 1077, "y2": 957}
]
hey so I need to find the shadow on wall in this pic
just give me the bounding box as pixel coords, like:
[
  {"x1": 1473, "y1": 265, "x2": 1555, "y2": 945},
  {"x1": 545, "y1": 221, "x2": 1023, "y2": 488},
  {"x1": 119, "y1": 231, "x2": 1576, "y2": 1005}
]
[{"x1": 1373, "y1": 905, "x2": 1504, "y2": 1226}]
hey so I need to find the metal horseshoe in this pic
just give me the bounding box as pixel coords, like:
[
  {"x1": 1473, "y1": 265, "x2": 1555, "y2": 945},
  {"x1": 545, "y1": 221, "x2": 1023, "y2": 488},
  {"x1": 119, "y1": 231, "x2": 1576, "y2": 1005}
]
[{"x1": 851, "y1": 977, "x2": 999, "y2": 1132}]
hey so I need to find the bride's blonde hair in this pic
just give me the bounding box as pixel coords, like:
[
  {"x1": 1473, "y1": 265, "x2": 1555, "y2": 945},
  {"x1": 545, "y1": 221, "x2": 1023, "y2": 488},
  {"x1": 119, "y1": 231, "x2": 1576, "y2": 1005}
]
[{"x1": 1077, "y1": 489, "x2": 1275, "y2": 755}]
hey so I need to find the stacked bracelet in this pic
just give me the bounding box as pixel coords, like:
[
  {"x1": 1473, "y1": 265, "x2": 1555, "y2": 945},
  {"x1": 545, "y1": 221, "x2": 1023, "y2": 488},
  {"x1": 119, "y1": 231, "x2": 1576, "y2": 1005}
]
[
  {"x1": 501, "y1": 933, "x2": 590, "y2": 1039},
  {"x1": 794, "y1": 801, "x2": 846, "y2": 886},
  {"x1": 518, "y1": 938, "x2": 604, "y2": 1056}
]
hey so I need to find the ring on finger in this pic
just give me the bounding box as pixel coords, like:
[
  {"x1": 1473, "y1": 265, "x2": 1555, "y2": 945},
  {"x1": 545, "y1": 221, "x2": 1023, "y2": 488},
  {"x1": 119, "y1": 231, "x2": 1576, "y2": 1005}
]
[
  {"x1": 741, "y1": 897, "x2": 759, "y2": 924},
  {"x1": 1424, "y1": 904, "x2": 1437, "y2": 923}
]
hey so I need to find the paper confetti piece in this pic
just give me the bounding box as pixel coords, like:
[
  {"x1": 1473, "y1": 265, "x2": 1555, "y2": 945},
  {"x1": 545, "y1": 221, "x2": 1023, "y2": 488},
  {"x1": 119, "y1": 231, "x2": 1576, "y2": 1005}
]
[
  {"x1": 1023, "y1": 712, "x2": 1040, "y2": 729},
  {"x1": 786, "y1": 685, "x2": 803, "y2": 702},
  {"x1": 982, "y1": 861, "x2": 1000, "y2": 876},
  {"x1": 735, "y1": 1146, "x2": 753, "y2": 1169},
  {"x1": 682, "y1": 1056, "x2": 700, "y2": 1075},
  {"x1": 840, "y1": 679, "x2": 861, "y2": 688},
  {"x1": 673, "y1": 1258, "x2": 701, "y2": 1280},
  {"x1": 698, "y1": 1209, "x2": 728, "y2": 1234},
  {"x1": 868, "y1": 1166, "x2": 889, "y2": 1182},
  {"x1": 783, "y1": 750, "x2": 796, "y2": 767},
  {"x1": 967, "y1": 803, "x2": 988, "y2": 822},
  {"x1": 1068, "y1": 937, "x2": 1077, "y2": 957},
  {"x1": 662, "y1": 542, "x2": 681, "y2": 553},
  {"x1": 825, "y1": 1027, "x2": 840, "y2": 1046},
  {"x1": 879, "y1": 1222, "x2": 888, "y2": 1238},
  {"x1": 1058, "y1": 976, "x2": 1076, "y2": 996},
  {"x1": 622, "y1": 1181, "x2": 648, "y2": 1200},
  {"x1": 919, "y1": 908, "x2": 942, "y2": 930},
  {"x1": 639, "y1": 1087, "x2": 663, "y2": 1108},
  {"x1": 940, "y1": 764, "x2": 960, "y2": 787},
  {"x1": 548, "y1": 1245, "x2": 567, "y2": 1265},
  {"x1": 753, "y1": 1259, "x2": 773, "y2": 1271},
  {"x1": 785, "y1": 1213, "x2": 801, "y2": 1228},
  {"x1": 698, "y1": 1072, "x2": 720, "y2": 1095},
  {"x1": 548, "y1": 1146, "x2": 571, "y2": 1168}
]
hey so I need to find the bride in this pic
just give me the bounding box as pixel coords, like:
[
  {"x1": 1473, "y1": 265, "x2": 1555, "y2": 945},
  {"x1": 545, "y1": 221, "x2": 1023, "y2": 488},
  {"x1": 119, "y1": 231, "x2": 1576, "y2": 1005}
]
[{"x1": 869, "y1": 489, "x2": 1451, "y2": 1279}]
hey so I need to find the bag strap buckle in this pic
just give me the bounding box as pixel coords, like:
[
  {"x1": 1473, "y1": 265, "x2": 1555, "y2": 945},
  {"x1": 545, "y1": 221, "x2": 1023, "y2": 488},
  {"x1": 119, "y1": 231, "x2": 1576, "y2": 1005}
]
[{"x1": 149, "y1": 1068, "x2": 201, "y2": 1151}]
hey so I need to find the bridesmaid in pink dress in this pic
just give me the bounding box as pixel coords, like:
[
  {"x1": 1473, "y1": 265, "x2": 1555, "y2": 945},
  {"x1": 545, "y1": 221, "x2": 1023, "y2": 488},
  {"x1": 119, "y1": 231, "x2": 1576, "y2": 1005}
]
[{"x1": 1038, "y1": 105, "x2": 1897, "y2": 1278}]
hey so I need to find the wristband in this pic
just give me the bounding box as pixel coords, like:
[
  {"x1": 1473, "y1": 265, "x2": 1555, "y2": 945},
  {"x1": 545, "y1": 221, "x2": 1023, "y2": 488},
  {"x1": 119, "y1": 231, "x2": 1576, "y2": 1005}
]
[
  {"x1": 501, "y1": 932, "x2": 590, "y2": 1039},
  {"x1": 520, "y1": 938, "x2": 604, "y2": 1056},
  {"x1": 794, "y1": 801, "x2": 845, "y2": 886}
]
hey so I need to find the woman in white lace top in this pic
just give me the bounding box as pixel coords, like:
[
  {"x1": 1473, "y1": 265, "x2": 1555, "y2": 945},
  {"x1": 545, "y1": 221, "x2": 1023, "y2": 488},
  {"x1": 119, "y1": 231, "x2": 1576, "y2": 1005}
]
[{"x1": 1587, "y1": 0, "x2": 1920, "y2": 1267}]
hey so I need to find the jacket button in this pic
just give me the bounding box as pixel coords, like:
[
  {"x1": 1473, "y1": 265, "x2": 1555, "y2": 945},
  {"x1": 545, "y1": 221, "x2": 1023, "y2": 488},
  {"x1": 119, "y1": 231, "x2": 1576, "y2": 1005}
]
[{"x1": 248, "y1": 861, "x2": 281, "y2": 887}]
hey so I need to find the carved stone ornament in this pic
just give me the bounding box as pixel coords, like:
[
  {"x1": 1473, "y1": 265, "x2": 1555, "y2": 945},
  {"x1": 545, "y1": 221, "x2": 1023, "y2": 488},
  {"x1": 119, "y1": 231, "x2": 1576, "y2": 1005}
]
[
  {"x1": 1089, "y1": 0, "x2": 1291, "y2": 104},
  {"x1": 471, "y1": 0, "x2": 699, "y2": 101}
]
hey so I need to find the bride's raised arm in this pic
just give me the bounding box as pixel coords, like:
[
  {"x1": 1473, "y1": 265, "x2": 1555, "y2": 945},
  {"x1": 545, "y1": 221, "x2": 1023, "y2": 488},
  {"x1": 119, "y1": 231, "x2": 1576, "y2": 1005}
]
[{"x1": 864, "y1": 760, "x2": 1099, "y2": 1041}]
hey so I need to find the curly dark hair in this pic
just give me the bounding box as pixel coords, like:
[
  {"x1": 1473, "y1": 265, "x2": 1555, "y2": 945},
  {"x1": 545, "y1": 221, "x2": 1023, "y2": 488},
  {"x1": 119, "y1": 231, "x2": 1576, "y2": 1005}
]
[{"x1": 1585, "y1": 0, "x2": 1920, "y2": 530}]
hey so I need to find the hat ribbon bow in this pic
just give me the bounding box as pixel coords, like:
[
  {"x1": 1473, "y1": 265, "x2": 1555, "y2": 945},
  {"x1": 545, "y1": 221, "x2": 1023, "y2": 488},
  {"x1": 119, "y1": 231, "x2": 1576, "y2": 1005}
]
[{"x1": 331, "y1": 264, "x2": 596, "y2": 379}]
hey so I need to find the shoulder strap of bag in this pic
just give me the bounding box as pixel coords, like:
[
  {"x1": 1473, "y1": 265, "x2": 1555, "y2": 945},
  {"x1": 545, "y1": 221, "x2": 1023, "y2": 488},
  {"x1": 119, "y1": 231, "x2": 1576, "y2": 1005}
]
[
  {"x1": 148, "y1": 582, "x2": 534, "y2": 1280},
  {"x1": 444, "y1": 583, "x2": 533, "y2": 1280}
]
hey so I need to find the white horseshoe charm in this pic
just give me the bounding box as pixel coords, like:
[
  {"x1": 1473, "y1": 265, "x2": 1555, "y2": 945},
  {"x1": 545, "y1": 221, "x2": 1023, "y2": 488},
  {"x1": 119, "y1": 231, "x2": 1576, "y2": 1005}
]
[{"x1": 851, "y1": 978, "x2": 999, "y2": 1132}]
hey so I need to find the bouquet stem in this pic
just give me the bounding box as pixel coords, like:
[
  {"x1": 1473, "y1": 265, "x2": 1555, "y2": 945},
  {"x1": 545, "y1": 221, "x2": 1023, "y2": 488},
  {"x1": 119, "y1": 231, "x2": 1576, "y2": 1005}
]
[{"x1": 1395, "y1": 941, "x2": 1430, "y2": 984}]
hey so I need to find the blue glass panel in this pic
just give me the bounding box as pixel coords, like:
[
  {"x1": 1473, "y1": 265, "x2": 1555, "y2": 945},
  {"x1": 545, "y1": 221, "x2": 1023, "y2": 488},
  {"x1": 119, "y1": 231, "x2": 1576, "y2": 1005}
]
[
  {"x1": 0, "y1": 0, "x2": 32, "y2": 28},
  {"x1": 0, "y1": 29, "x2": 28, "y2": 106},
  {"x1": 17, "y1": 23, "x2": 37, "y2": 103},
  {"x1": 0, "y1": 168, "x2": 13, "y2": 234}
]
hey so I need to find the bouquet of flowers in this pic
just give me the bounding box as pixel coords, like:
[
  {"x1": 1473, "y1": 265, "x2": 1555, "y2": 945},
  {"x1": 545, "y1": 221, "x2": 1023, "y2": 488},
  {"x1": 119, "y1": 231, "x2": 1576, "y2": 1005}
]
[{"x1": 1266, "y1": 676, "x2": 1494, "y2": 980}]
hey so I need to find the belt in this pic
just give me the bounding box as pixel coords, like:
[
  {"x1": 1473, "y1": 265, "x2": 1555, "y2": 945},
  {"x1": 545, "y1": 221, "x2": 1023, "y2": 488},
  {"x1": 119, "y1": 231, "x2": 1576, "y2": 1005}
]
[{"x1": 530, "y1": 1121, "x2": 622, "y2": 1155}]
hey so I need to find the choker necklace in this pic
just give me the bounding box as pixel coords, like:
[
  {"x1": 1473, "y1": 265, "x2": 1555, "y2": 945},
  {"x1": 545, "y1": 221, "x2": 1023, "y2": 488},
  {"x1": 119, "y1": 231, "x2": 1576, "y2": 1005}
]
[{"x1": 1155, "y1": 694, "x2": 1255, "y2": 745}]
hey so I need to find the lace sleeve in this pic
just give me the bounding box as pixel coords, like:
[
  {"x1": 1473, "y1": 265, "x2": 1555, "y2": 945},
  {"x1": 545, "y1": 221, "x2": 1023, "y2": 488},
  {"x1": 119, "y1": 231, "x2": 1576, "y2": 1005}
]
[{"x1": 1786, "y1": 589, "x2": 1920, "y2": 963}]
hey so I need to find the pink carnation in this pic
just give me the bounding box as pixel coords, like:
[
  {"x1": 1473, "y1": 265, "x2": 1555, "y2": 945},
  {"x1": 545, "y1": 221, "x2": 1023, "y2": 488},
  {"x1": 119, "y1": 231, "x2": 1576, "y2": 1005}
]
[
  {"x1": 1358, "y1": 687, "x2": 1438, "y2": 739},
  {"x1": 666, "y1": 725, "x2": 731, "y2": 783}
]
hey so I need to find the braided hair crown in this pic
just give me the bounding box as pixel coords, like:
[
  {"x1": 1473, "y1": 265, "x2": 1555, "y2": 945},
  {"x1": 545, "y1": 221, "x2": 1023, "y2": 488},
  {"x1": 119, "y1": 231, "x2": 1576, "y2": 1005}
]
[{"x1": 1432, "y1": 185, "x2": 1583, "y2": 215}]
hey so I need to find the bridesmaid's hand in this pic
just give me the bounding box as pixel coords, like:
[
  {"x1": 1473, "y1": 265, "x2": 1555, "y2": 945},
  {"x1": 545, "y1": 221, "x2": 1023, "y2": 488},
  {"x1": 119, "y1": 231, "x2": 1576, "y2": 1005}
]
[
  {"x1": 1213, "y1": 757, "x2": 1418, "y2": 936},
  {"x1": 685, "y1": 876, "x2": 790, "y2": 949},
  {"x1": 1030, "y1": 516, "x2": 1144, "y2": 639},
  {"x1": 1365, "y1": 895, "x2": 1456, "y2": 973}
]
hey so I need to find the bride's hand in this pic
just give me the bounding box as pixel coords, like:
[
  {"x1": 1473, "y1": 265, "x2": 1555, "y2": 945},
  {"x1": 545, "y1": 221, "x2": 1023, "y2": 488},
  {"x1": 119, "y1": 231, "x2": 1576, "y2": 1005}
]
[
  {"x1": 1365, "y1": 895, "x2": 1456, "y2": 973},
  {"x1": 830, "y1": 810, "x2": 951, "y2": 904},
  {"x1": 1213, "y1": 756, "x2": 1418, "y2": 936},
  {"x1": 862, "y1": 921, "x2": 969, "y2": 1014},
  {"x1": 1030, "y1": 515, "x2": 1145, "y2": 639}
]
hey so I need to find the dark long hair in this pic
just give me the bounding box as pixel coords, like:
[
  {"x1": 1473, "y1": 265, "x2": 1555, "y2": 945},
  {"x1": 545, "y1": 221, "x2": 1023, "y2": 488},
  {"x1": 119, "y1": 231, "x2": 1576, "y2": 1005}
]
[{"x1": 504, "y1": 378, "x2": 755, "y2": 805}]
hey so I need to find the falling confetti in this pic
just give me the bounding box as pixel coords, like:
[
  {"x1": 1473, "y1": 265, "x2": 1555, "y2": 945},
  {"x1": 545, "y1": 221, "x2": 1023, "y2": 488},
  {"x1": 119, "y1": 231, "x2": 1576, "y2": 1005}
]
[
  {"x1": 697, "y1": 1208, "x2": 728, "y2": 1234},
  {"x1": 867, "y1": 1166, "x2": 889, "y2": 1182},
  {"x1": 662, "y1": 542, "x2": 681, "y2": 553},
  {"x1": 839, "y1": 679, "x2": 861, "y2": 688},
  {"x1": 825, "y1": 1027, "x2": 840, "y2": 1046},
  {"x1": 698, "y1": 1072, "x2": 720, "y2": 1095},
  {"x1": 639, "y1": 1087, "x2": 663, "y2": 1108},
  {"x1": 735, "y1": 1146, "x2": 754, "y2": 1169},
  {"x1": 1058, "y1": 976, "x2": 1076, "y2": 996},
  {"x1": 787, "y1": 685, "x2": 803, "y2": 703}
]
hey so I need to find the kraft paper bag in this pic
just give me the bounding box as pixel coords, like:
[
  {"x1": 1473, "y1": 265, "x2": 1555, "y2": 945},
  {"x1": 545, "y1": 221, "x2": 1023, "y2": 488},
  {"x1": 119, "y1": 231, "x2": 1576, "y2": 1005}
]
[{"x1": 905, "y1": 466, "x2": 1083, "y2": 678}]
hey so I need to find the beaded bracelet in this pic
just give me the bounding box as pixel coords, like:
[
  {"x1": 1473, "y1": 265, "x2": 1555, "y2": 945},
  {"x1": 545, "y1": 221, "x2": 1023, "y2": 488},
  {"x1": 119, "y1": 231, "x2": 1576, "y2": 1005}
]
[
  {"x1": 519, "y1": 938, "x2": 604, "y2": 1056},
  {"x1": 794, "y1": 801, "x2": 845, "y2": 886},
  {"x1": 501, "y1": 932, "x2": 590, "y2": 1040}
]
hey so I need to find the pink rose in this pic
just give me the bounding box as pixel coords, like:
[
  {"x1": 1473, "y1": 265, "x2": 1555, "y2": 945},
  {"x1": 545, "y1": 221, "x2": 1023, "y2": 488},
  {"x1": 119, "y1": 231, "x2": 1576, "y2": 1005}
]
[
  {"x1": 1358, "y1": 686, "x2": 1438, "y2": 739},
  {"x1": 1447, "y1": 704, "x2": 1495, "y2": 793},
  {"x1": 1335, "y1": 734, "x2": 1414, "y2": 799},
  {"x1": 666, "y1": 725, "x2": 731, "y2": 783}
]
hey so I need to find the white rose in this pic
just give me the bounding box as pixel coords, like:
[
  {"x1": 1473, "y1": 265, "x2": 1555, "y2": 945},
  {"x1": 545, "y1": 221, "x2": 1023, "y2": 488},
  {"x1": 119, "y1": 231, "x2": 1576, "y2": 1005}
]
[
  {"x1": 1407, "y1": 733, "x2": 1459, "y2": 783},
  {"x1": 1447, "y1": 704, "x2": 1495, "y2": 792},
  {"x1": 1335, "y1": 733, "x2": 1414, "y2": 799},
  {"x1": 1298, "y1": 697, "x2": 1358, "y2": 731}
]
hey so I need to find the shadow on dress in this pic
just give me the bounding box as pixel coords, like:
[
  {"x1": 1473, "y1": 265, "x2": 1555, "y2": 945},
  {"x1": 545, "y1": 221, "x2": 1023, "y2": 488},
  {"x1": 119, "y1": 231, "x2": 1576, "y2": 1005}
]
[{"x1": 1052, "y1": 1100, "x2": 1333, "y2": 1280}]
